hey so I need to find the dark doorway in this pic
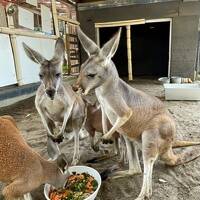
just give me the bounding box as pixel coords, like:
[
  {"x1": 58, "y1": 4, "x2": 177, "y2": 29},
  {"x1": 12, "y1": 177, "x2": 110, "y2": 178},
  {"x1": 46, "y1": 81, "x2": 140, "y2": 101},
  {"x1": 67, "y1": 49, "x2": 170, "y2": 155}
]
[
  {"x1": 99, "y1": 26, "x2": 128, "y2": 78},
  {"x1": 99, "y1": 22, "x2": 170, "y2": 78},
  {"x1": 131, "y1": 22, "x2": 170, "y2": 77}
]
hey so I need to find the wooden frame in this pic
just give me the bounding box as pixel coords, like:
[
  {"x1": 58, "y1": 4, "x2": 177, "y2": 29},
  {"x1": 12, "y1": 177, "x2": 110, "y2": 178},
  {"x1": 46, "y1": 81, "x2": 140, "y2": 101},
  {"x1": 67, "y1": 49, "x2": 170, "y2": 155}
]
[
  {"x1": 1, "y1": 0, "x2": 80, "y2": 86},
  {"x1": 0, "y1": 27, "x2": 58, "y2": 39},
  {"x1": 58, "y1": 15, "x2": 80, "y2": 26},
  {"x1": 95, "y1": 19, "x2": 145, "y2": 28},
  {"x1": 95, "y1": 18, "x2": 172, "y2": 80}
]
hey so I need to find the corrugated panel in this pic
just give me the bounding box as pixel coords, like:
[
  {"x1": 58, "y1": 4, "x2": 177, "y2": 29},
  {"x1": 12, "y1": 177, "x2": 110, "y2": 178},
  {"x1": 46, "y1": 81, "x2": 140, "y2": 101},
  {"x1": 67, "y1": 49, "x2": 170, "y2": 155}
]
[{"x1": 78, "y1": 0, "x2": 179, "y2": 10}]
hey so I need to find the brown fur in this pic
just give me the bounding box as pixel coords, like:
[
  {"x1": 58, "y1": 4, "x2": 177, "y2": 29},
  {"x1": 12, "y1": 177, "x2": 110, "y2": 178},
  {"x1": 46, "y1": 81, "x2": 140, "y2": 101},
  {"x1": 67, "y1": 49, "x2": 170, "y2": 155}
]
[
  {"x1": 77, "y1": 27, "x2": 200, "y2": 200},
  {"x1": 0, "y1": 116, "x2": 68, "y2": 200}
]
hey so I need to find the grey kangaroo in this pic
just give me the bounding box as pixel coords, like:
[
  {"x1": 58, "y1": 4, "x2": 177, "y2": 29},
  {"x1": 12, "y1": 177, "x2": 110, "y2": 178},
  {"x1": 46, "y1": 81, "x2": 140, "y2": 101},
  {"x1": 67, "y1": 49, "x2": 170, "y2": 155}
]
[
  {"x1": 76, "y1": 27, "x2": 200, "y2": 200},
  {"x1": 23, "y1": 38, "x2": 85, "y2": 165}
]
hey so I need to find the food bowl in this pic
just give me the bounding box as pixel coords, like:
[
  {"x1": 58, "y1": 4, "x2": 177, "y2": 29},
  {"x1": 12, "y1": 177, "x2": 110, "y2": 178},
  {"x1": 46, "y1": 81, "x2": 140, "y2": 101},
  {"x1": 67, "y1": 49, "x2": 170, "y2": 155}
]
[
  {"x1": 44, "y1": 166, "x2": 102, "y2": 200},
  {"x1": 158, "y1": 77, "x2": 170, "y2": 84}
]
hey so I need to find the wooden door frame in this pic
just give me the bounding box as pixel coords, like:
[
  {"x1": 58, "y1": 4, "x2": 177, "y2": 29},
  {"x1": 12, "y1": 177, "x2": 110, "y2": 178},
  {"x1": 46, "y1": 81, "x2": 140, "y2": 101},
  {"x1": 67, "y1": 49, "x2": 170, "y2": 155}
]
[{"x1": 95, "y1": 18, "x2": 172, "y2": 80}]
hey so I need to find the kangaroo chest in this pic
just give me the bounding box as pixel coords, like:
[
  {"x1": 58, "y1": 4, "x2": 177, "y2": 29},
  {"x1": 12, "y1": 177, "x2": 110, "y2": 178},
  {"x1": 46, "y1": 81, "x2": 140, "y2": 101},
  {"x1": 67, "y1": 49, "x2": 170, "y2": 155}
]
[
  {"x1": 96, "y1": 91, "x2": 117, "y2": 125},
  {"x1": 42, "y1": 97, "x2": 65, "y2": 122}
]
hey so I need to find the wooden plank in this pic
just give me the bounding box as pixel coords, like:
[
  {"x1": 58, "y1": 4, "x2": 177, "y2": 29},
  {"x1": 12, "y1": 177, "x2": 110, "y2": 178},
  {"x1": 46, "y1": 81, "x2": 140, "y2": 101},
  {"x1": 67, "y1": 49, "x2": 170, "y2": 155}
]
[
  {"x1": 10, "y1": 35, "x2": 23, "y2": 85},
  {"x1": 70, "y1": 49, "x2": 77, "y2": 53},
  {"x1": 69, "y1": 41, "x2": 78, "y2": 45},
  {"x1": 95, "y1": 27, "x2": 100, "y2": 46},
  {"x1": 0, "y1": 5, "x2": 8, "y2": 27},
  {"x1": 71, "y1": 63, "x2": 80, "y2": 68},
  {"x1": 126, "y1": 25, "x2": 133, "y2": 81},
  {"x1": 51, "y1": 0, "x2": 59, "y2": 36},
  {"x1": 70, "y1": 57, "x2": 79, "y2": 60},
  {"x1": 0, "y1": 27, "x2": 58, "y2": 39},
  {"x1": 70, "y1": 52, "x2": 78, "y2": 56},
  {"x1": 58, "y1": 15, "x2": 80, "y2": 25},
  {"x1": 95, "y1": 19, "x2": 145, "y2": 28},
  {"x1": 67, "y1": 33, "x2": 79, "y2": 38}
]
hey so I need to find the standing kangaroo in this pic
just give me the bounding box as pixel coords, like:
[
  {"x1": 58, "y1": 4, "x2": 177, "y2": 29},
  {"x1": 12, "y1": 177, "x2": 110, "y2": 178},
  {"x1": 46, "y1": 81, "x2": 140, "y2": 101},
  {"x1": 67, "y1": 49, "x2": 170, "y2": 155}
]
[
  {"x1": 23, "y1": 38, "x2": 85, "y2": 165},
  {"x1": 76, "y1": 27, "x2": 200, "y2": 200},
  {"x1": 0, "y1": 115, "x2": 69, "y2": 200}
]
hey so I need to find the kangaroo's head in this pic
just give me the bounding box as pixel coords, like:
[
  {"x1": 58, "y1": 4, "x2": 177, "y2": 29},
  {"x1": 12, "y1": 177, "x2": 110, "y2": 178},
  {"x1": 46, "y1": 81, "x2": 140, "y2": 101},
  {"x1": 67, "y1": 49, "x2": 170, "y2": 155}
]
[
  {"x1": 23, "y1": 38, "x2": 65, "y2": 100},
  {"x1": 47, "y1": 138, "x2": 69, "y2": 188},
  {"x1": 76, "y1": 27, "x2": 121, "y2": 95}
]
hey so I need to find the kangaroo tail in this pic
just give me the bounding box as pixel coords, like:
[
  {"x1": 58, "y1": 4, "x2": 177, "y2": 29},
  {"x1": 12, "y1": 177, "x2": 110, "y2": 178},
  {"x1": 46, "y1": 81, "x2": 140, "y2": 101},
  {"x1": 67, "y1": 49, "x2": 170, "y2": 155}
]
[
  {"x1": 172, "y1": 140, "x2": 200, "y2": 148},
  {"x1": 162, "y1": 148, "x2": 200, "y2": 166}
]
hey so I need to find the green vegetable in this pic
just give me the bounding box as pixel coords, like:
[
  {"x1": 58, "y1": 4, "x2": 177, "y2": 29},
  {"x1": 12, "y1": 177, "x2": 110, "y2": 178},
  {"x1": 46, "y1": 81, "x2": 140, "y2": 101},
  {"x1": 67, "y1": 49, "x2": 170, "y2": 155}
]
[{"x1": 92, "y1": 180, "x2": 98, "y2": 190}]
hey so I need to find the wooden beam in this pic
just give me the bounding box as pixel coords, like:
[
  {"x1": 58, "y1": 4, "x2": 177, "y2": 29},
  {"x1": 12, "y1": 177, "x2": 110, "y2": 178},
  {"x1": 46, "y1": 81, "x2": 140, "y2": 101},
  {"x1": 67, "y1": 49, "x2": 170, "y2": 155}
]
[
  {"x1": 0, "y1": 27, "x2": 58, "y2": 39},
  {"x1": 95, "y1": 27, "x2": 100, "y2": 46},
  {"x1": 58, "y1": 15, "x2": 80, "y2": 25},
  {"x1": 10, "y1": 35, "x2": 23, "y2": 86},
  {"x1": 51, "y1": 0, "x2": 60, "y2": 36},
  {"x1": 126, "y1": 25, "x2": 133, "y2": 81},
  {"x1": 95, "y1": 19, "x2": 145, "y2": 28}
]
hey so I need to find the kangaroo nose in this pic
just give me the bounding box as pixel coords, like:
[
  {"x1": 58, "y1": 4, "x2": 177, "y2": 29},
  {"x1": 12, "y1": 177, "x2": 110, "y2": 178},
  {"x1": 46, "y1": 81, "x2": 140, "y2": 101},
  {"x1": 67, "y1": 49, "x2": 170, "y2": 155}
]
[
  {"x1": 72, "y1": 84, "x2": 79, "y2": 92},
  {"x1": 46, "y1": 89, "x2": 55, "y2": 99}
]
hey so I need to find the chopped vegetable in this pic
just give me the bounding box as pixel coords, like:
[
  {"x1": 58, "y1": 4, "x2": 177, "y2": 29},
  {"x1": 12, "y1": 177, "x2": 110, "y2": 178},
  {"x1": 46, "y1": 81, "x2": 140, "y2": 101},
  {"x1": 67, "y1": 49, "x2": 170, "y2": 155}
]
[{"x1": 49, "y1": 172, "x2": 98, "y2": 200}]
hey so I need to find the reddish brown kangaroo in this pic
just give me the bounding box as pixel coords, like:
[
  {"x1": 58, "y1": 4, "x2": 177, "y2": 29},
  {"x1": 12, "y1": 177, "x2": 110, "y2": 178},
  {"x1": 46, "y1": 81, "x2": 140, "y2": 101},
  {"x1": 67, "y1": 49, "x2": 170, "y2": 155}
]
[{"x1": 0, "y1": 115, "x2": 69, "y2": 200}]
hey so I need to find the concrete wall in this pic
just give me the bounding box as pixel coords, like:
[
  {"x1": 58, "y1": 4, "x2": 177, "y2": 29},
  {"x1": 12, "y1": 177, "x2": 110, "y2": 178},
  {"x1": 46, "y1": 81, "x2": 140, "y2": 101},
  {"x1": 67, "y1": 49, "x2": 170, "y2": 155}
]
[{"x1": 78, "y1": 0, "x2": 200, "y2": 78}]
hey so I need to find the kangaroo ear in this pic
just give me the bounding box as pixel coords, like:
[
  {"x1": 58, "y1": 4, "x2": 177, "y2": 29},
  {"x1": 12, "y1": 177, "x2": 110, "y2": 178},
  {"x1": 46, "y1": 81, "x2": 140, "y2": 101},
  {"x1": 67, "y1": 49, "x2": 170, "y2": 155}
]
[
  {"x1": 22, "y1": 42, "x2": 45, "y2": 64},
  {"x1": 77, "y1": 27, "x2": 100, "y2": 57},
  {"x1": 47, "y1": 137, "x2": 61, "y2": 160},
  {"x1": 57, "y1": 153, "x2": 68, "y2": 173},
  {"x1": 52, "y1": 37, "x2": 65, "y2": 63},
  {"x1": 101, "y1": 28, "x2": 121, "y2": 60}
]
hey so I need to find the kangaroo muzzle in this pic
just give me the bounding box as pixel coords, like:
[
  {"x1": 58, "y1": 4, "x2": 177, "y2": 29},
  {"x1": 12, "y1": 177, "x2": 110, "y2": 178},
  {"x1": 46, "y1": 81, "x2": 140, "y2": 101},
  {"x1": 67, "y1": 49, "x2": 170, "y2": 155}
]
[{"x1": 46, "y1": 89, "x2": 56, "y2": 100}]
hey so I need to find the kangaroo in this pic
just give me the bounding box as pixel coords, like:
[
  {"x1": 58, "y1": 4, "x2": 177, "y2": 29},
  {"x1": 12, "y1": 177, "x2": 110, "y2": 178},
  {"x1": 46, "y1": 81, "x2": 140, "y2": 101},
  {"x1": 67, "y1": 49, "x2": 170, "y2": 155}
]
[
  {"x1": 0, "y1": 115, "x2": 69, "y2": 200},
  {"x1": 23, "y1": 38, "x2": 85, "y2": 165},
  {"x1": 76, "y1": 27, "x2": 200, "y2": 200},
  {"x1": 83, "y1": 101, "x2": 128, "y2": 166}
]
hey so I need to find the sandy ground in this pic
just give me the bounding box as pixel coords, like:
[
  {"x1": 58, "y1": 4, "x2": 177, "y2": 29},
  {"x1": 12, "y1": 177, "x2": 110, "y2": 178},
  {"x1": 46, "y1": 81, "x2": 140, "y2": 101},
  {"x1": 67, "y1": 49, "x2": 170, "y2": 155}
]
[{"x1": 1, "y1": 78, "x2": 200, "y2": 200}]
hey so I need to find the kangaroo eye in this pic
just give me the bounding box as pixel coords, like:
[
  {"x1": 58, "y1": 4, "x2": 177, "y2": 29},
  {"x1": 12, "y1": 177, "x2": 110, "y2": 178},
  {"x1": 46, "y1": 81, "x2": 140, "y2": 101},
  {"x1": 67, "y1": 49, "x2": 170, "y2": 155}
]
[
  {"x1": 87, "y1": 73, "x2": 96, "y2": 78},
  {"x1": 56, "y1": 73, "x2": 61, "y2": 78},
  {"x1": 39, "y1": 74, "x2": 43, "y2": 79}
]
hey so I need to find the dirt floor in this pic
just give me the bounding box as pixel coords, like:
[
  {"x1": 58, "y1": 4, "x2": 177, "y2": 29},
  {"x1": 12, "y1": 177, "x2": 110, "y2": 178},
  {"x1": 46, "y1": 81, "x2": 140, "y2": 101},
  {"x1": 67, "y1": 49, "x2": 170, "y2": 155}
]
[{"x1": 1, "y1": 78, "x2": 200, "y2": 200}]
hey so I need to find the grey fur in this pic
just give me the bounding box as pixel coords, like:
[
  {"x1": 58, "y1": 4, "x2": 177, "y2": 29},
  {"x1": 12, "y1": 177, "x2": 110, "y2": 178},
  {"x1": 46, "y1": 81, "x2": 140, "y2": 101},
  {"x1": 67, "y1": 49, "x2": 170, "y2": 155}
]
[
  {"x1": 76, "y1": 28, "x2": 200, "y2": 200},
  {"x1": 23, "y1": 38, "x2": 85, "y2": 165}
]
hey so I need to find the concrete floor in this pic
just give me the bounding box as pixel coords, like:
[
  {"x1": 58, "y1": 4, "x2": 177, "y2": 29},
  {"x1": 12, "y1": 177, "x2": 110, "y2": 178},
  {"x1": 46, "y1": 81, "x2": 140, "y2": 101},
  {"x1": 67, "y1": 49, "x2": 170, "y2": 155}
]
[{"x1": 0, "y1": 78, "x2": 200, "y2": 200}]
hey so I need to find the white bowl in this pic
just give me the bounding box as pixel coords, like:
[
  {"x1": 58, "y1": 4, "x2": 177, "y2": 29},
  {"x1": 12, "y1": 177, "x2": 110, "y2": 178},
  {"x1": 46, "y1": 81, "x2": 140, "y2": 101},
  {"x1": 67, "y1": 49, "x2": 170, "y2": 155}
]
[
  {"x1": 44, "y1": 166, "x2": 102, "y2": 200},
  {"x1": 158, "y1": 77, "x2": 170, "y2": 84}
]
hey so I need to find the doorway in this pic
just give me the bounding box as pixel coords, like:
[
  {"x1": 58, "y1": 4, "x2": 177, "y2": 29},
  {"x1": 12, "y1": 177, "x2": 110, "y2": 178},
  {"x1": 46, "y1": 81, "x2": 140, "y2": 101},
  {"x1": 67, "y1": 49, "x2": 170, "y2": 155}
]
[
  {"x1": 131, "y1": 22, "x2": 170, "y2": 77},
  {"x1": 99, "y1": 26, "x2": 128, "y2": 77},
  {"x1": 98, "y1": 19, "x2": 171, "y2": 79}
]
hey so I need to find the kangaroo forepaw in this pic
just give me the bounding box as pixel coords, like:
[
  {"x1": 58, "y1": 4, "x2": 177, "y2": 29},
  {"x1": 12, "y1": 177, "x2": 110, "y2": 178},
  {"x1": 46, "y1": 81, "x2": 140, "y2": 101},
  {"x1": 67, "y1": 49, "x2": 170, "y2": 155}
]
[
  {"x1": 92, "y1": 144, "x2": 100, "y2": 152},
  {"x1": 102, "y1": 139, "x2": 113, "y2": 144},
  {"x1": 50, "y1": 135, "x2": 64, "y2": 143}
]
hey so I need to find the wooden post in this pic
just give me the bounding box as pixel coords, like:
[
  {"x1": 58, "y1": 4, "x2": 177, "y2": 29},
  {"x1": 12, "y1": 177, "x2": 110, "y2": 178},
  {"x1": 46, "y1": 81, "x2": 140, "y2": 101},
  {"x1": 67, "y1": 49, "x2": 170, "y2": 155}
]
[
  {"x1": 126, "y1": 25, "x2": 133, "y2": 81},
  {"x1": 10, "y1": 35, "x2": 23, "y2": 86},
  {"x1": 95, "y1": 27, "x2": 100, "y2": 47},
  {"x1": 6, "y1": 4, "x2": 23, "y2": 85},
  {"x1": 51, "y1": 0, "x2": 59, "y2": 36}
]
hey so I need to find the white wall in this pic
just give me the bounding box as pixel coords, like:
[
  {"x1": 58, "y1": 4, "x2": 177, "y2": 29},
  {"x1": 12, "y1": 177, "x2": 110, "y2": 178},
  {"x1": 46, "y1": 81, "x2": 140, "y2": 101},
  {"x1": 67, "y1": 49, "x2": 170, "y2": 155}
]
[
  {"x1": 0, "y1": 33, "x2": 17, "y2": 87},
  {"x1": 16, "y1": 36, "x2": 56, "y2": 85}
]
